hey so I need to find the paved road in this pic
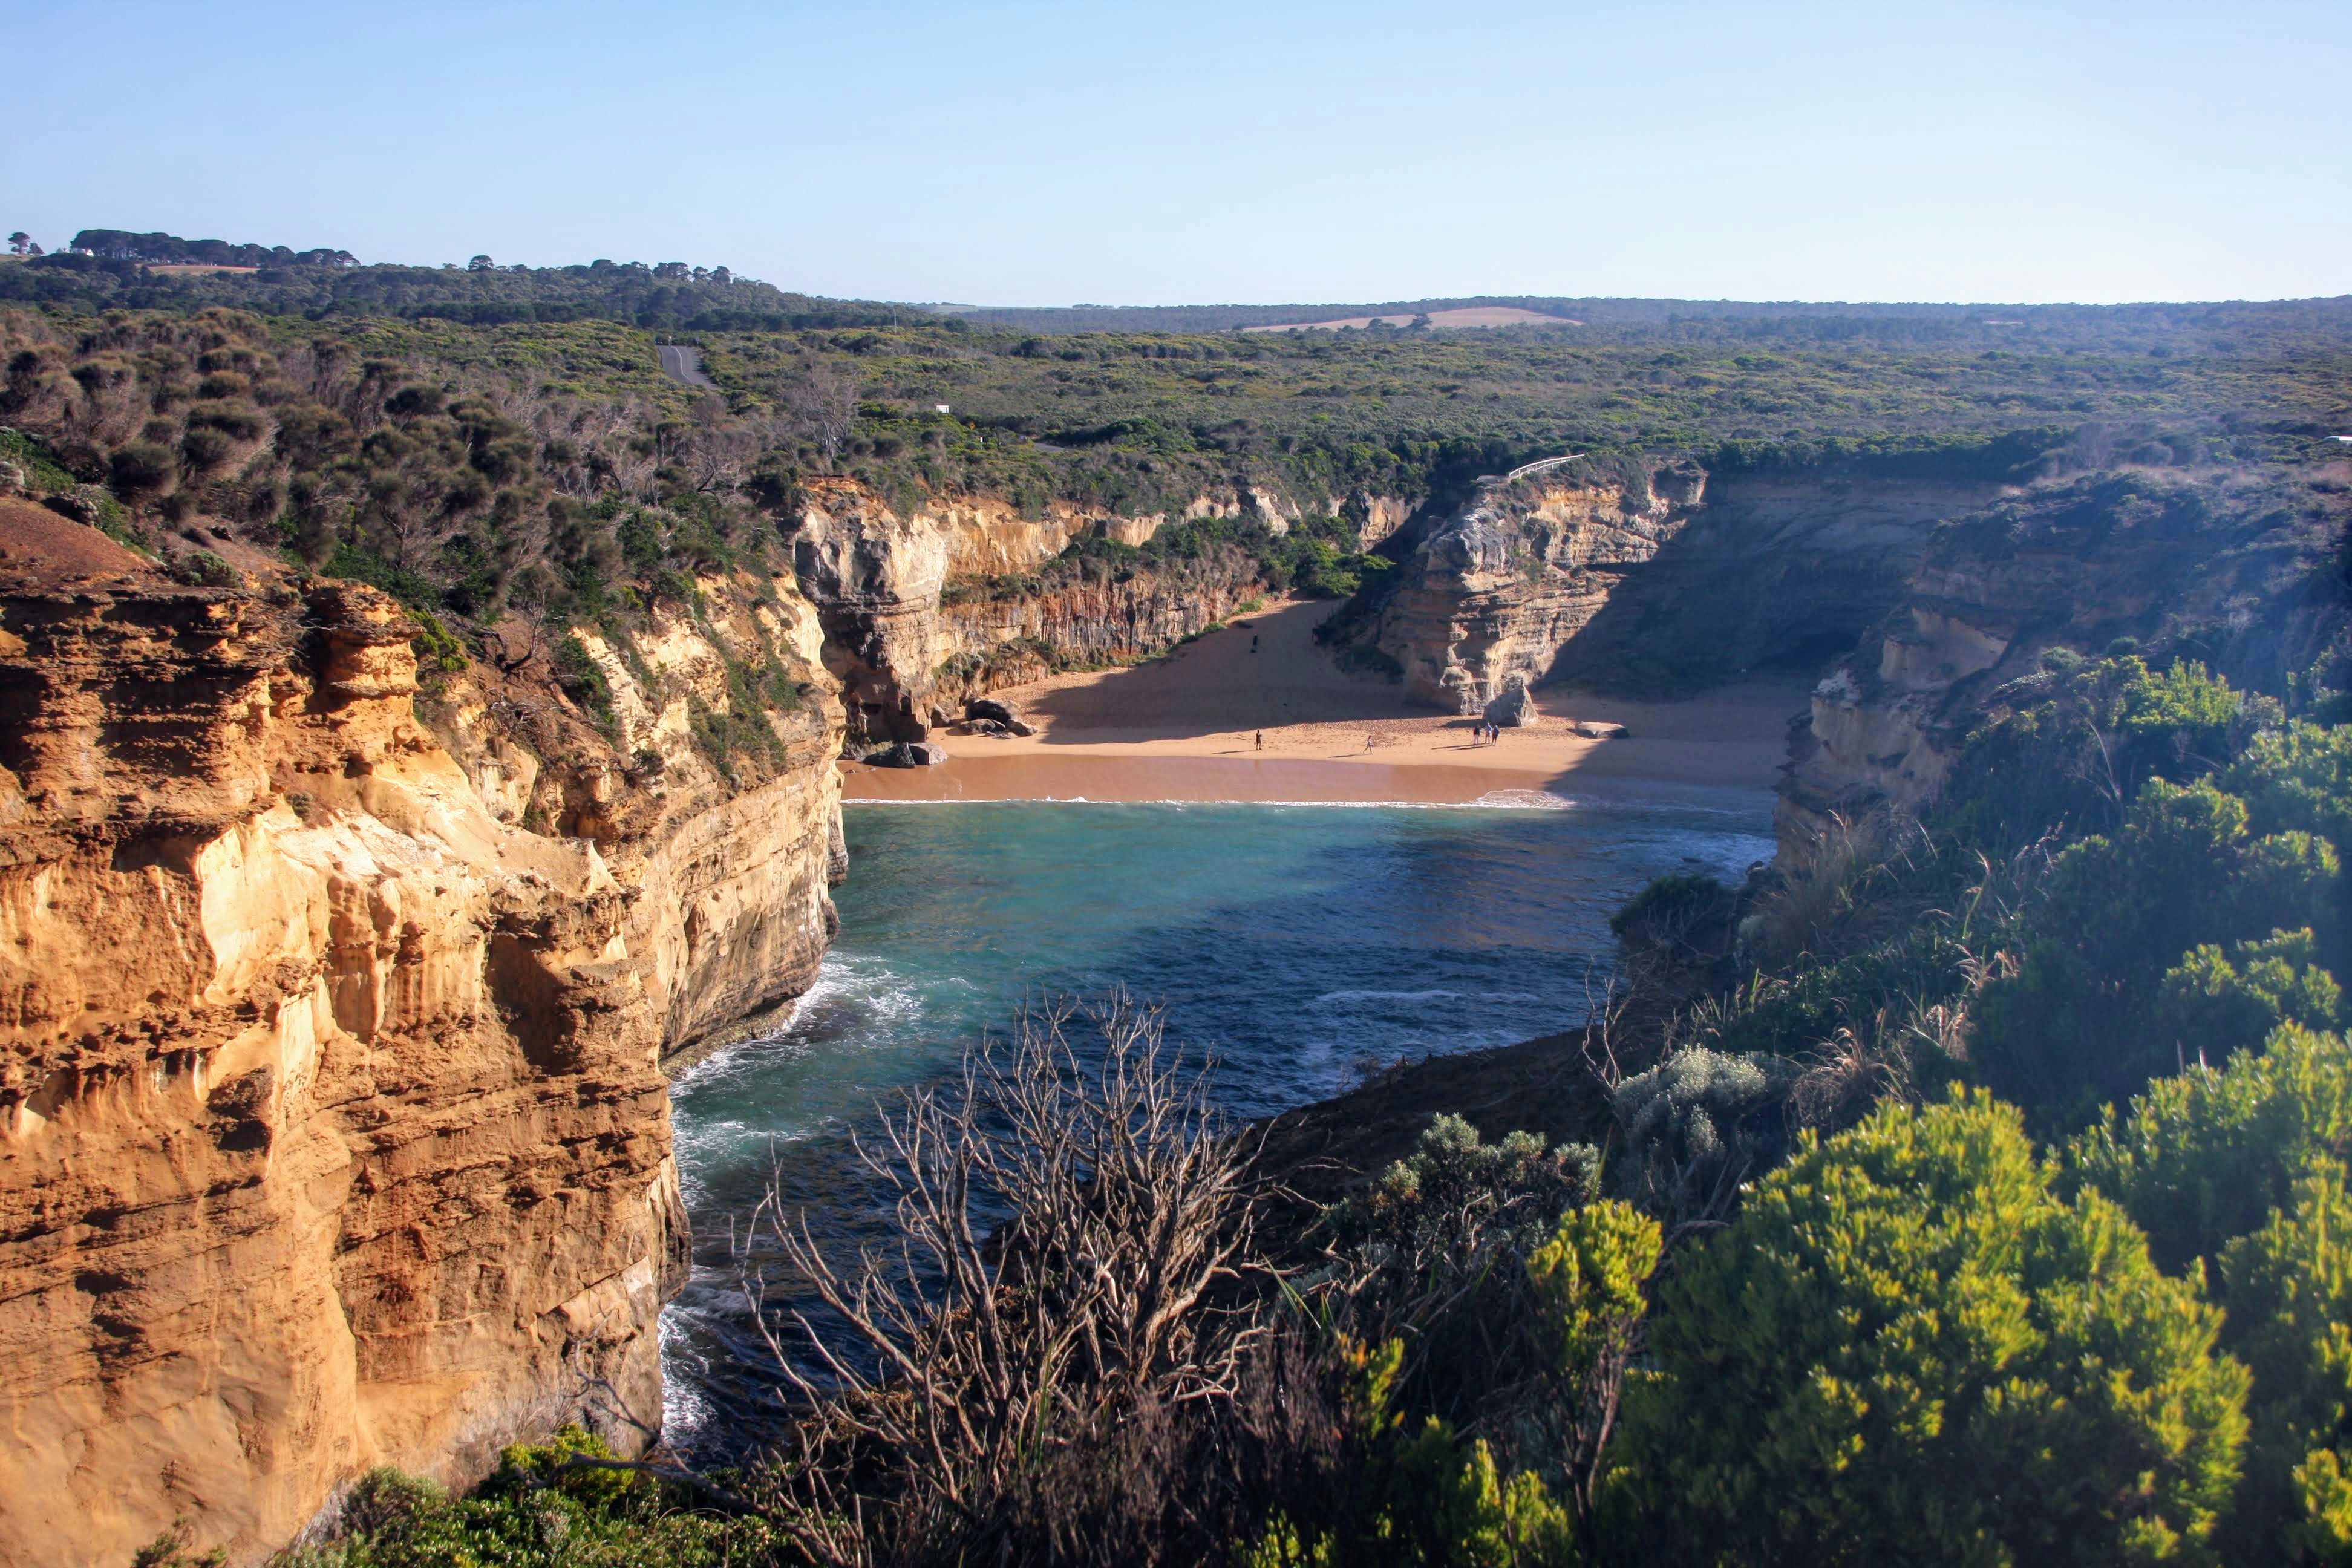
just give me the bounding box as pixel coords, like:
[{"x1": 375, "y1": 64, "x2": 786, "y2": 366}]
[{"x1": 656, "y1": 343, "x2": 716, "y2": 389}]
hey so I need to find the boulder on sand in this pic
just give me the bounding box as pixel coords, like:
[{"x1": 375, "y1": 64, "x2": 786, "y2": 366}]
[
  {"x1": 863, "y1": 742, "x2": 947, "y2": 768},
  {"x1": 966, "y1": 696, "x2": 1021, "y2": 727},
  {"x1": 928, "y1": 704, "x2": 955, "y2": 729},
  {"x1": 1483, "y1": 676, "x2": 1537, "y2": 728},
  {"x1": 967, "y1": 717, "x2": 1010, "y2": 737},
  {"x1": 1574, "y1": 720, "x2": 1630, "y2": 740}
]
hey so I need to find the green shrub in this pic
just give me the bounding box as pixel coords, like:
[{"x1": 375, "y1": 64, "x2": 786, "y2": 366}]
[
  {"x1": 169, "y1": 549, "x2": 240, "y2": 588},
  {"x1": 2073, "y1": 1029, "x2": 2352, "y2": 1564},
  {"x1": 0, "y1": 423, "x2": 76, "y2": 491},
  {"x1": 1609, "y1": 1047, "x2": 1795, "y2": 1223},
  {"x1": 258, "y1": 1443, "x2": 771, "y2": 1567},
  {"x1": 1940, "y1": 656, "x2": 2271, "y2": 851},
  {"x1": 1626, "y1": 1091, "x2": 2250, "y2": 1567},
  {"x1": 1327, "y1": 1116, "x2": 1603, "y2": 1439},
  {"x1": 407, "y1": 609, "x2": 468, "y2": 676},
  {"x1": 2073, "y1": 1022, "x2": 2352, "y2": 1277},
  {"x1": 107, "y1": 440, "x2": 176, "y2": 498},
  {"x1": 2155, "y1": 928, "x2": 2343, "y2": 1069},
  {"x1": 1973, "y1": 777, "x2": 2339, "y2": 1126},
  {"x1": 1247, "y1": 1338, "x2": 1576, "y2": 1568},
  {"x1": 325, "y1": 544, "x2": 438, "y2": 610}
]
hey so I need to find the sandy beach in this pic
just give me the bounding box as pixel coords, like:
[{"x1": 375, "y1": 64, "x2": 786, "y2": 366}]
[{"x1": 841, "y1": 599, "x2": 1808, "y2": 807}]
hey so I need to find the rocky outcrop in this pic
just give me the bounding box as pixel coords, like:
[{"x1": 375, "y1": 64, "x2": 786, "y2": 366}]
[
  {"x1": 491, "y1": 586, "x2": 844, "y2": 1057},
  {"x1": 1485, "y1": 676, "x2": 1537, "y2": 727},
  {"x1": 1775, "y1": 466, "x2": 2349, "y2": 870},
  {"x1": 863, "y1": 740, "x2": 946, "y2": 768},
  {"x1": 1359, "y1": 457, "x2": 2017, "y2": 710},
  {"x1": 1364, "y1": 463, "x2": 1699, "y2": 711},
  {"x1": 0, "y1": 501, "x2": 845, "y2": 1566},
  {"x1": 1339, "y1": 491, "x2": 1417, "y2": 550}
]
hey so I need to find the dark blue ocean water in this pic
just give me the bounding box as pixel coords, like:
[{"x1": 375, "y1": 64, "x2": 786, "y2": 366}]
[{"x1": 659, "y1": 795, "x2": 1772, "y2": 1456}]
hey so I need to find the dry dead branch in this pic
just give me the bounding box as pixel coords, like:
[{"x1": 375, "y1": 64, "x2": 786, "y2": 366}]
[{"x1": 743, "y1": 993, "x2": 1268, "y2": 1565}]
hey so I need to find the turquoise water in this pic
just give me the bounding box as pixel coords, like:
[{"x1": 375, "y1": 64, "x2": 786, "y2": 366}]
[{"x1": 661, "y1": 795, "x2": 1773, "y2": 1456}]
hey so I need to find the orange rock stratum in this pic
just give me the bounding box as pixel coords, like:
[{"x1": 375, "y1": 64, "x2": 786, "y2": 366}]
[{"x1": 0, "y1": 501, "x2": 846, "y2": 1566}]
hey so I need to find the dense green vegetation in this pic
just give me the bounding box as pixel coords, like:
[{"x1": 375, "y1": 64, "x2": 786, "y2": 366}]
[
  {"x1": 950, "y1": 293, "x2": 2352, "y2": 342},
  {"x1": 5, "y1": 284, "x2": 2347, "y2": 676},
  {"x1": 691, "y1": 305, "x2": 2352, "y2": 527},
  {"x1": 0, "y1": 243, "x2": 913, "y2": 330}
]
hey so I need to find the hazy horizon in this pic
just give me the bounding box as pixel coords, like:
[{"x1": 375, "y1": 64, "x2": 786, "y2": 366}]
[{"x1": 10, "y1": 0, "x2": 2347, "y2": 310}]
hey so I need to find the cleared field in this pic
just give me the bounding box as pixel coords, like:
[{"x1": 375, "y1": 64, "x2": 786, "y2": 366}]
[{"x1": 1242, "y1": 305, "x2": 1581, "y2": 332}]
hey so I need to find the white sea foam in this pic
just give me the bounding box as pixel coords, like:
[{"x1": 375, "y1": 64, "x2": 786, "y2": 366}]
[{"x1": 657, "y1": 1303, "x2": 717, "y2": 1452}]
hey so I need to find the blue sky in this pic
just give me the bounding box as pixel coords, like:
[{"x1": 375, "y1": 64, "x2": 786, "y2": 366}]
[{"x1": 6, "y1": 0, "x2": 2345, "y2": 306}]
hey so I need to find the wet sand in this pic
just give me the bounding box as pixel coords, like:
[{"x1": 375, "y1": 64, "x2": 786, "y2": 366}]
[{"x1": 843, "y1": 599, "x2": 1808, "y2": 807}]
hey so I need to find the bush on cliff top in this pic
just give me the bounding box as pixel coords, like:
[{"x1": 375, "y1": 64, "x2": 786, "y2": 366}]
[{"x1": 254, "y1": 1428, "x2": 773, "y2": 1568}]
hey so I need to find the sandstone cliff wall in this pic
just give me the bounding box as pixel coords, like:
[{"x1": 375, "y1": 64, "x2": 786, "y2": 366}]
[
  {"x1": 790, "y1": 477, "x2": 1338, "y2": 742},
  {"x1": 0, "y1": 503, "x2": 844, "y2": 1566},
  {"x1": 1364, "y1": 466, "x2": 1697, "y2": 711}
]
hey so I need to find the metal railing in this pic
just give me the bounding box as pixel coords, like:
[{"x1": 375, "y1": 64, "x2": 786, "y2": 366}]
[{"x1": 1472, "y1": 453, "x2": 1587, "y2": 486}]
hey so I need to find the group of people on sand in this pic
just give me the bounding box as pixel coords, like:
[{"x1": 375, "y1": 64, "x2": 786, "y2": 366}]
[{"x1": 1471, "y1": 720, "x2": 1506, "y2": 745}]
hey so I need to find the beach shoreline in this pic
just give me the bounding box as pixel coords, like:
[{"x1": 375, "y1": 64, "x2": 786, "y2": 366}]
[{"x1": 843, "y1": 598, "x2": 1808, "y2": 807}]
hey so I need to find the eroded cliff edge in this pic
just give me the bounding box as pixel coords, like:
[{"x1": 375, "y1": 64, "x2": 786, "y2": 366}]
[
  {"x1": 1345, "y1": 452, "x2": 2013, "y2": 711},
  {"x1": 789, "y1": 476, "x2": 1415, "y2": 743},
  {"x1": 1776, "y1": 464, "x2": 2348, "y2": 869},
  {"x1": 0, "y1": 501, "x2": 845, "y2": 1567}
]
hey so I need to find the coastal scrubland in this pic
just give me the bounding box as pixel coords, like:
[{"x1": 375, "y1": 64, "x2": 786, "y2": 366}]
[{"x1": 6, "y1": 259, "x2": 2352, "y2": 1566}]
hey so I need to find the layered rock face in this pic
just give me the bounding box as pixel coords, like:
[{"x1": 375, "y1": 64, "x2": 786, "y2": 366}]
[
  {"x1": 1775, "y1": 467, "x2": 2347, "y2": 869},
  {"x1": 1365, "y1": 462, "x2": 1701, "y2": 710},
  {"x1": 1364, "y1": 459, "x2": 2013, "y2": 710},
  {"x1": 0, "y1": 505, "x2": 843, "y2": 1566},
  {"x1": 792, "y1": 478, "x2": 1316, "y2": 743},
  {"x1": 488, "y1": 580, "x2": 845, "y2": 1056},
  {"x1": 935, "y1": 568, "x2": 1272, "y2": 702}
]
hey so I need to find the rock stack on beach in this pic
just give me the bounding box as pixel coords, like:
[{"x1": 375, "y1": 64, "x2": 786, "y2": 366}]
[{"x1": 1484, "y1": 675, "x2": 1538, "y2": 728}]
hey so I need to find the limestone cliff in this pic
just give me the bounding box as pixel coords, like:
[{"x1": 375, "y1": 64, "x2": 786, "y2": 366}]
[
  {"x1": 0, "y1": 500, "x2": 844, "y2": 1567},
  {"x1": 791, "y1": 477, "x2": 1334, "y2": 743},
  {"x1": 1775, "y1": 466, "x2": 2348, "y2": 867},
  {"x1": 1356, "y1": 456, "x2": 2011, "y2": 711},
  {"x1": 1361, "y1": 460, "x2": 1699, "y2": 711}
]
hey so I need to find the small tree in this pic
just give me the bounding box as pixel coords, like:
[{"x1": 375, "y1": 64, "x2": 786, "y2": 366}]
[
  {"x1": 467, "y1": 253, "x2": 493, "y2": 270},
  {"x1": 783, "y1": 359, "x2": 860, "y2": 469},
  {"x1": 6, "y1": 232, "x2": 27, "y2": 255},
  {"x1": 748, "y1": 995, "x2": 1266, "y2": 1566}
]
